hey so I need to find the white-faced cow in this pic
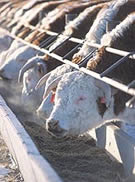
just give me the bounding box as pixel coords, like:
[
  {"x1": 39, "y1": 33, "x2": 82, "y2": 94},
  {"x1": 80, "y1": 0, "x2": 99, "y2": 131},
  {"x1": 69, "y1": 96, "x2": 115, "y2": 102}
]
[
  {"x1": 38, "y1": 9, "x2": 135, "y2": 137},
  {"x1": 35, "y1": 0, "x2": 129, "y2": 123}
]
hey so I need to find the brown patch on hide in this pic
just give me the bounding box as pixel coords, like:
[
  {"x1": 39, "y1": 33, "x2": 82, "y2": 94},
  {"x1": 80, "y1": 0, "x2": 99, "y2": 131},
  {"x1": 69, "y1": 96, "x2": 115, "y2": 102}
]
[
  {"x1": 25, "y1": 30, "x2": 40, "y2": 43},
  {"x1": 32, "y1": 32, "x2": 47, "y2": 45},
  {"x1": 86, "y1": 46, "x2": 106, "y2": 71},
  {"x1": 72, "y1": 55, "x2": 82, "y2": 64},
  {"x1": 96, "y1": 97, "x2": 107, "y2": 117},
  {"x1": 17, "y1": 27, "x2": 31, "y2": 39},
  {"x1": 42, "y1": 54, "x2": 49, "y2": 61}
]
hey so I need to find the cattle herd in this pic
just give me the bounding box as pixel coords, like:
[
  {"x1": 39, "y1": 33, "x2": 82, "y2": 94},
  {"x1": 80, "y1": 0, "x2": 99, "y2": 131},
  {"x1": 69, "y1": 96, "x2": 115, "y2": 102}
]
[{"x1": 0, "y1": 0, "x2": 135, "y2": 140}]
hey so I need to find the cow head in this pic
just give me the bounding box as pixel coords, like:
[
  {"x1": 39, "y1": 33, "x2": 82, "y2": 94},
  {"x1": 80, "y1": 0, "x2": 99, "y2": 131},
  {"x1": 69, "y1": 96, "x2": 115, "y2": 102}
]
[
  {"x1": 19, "y1": 56, "x2": 47, "y2": 110},
  {"x1": 45, "y1": 71, "x2": 115, "y2": 137},
  {"x1": 35, "y1": 64, "x2": 73, "y2": 120}
]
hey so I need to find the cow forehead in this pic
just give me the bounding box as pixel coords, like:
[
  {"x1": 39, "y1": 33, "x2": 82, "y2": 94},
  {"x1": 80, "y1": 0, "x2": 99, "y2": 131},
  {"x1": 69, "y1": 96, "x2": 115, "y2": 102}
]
[
  {"x1": 55, "y1": 72, "x2": 98, "y2": 100},
  {"x1": 58, "y1": 72, "x2": 94, "y2": 89},
  {"x1": 47, "y1": 64, "x2": 73, "y2": 85}
]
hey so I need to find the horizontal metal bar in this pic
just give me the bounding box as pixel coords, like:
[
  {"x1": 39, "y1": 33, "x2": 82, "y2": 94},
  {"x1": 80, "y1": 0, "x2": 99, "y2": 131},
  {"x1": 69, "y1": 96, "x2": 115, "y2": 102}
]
[
  {"x1": 79, "y1": 49, "x2": 97, "y2": 68},
  {"x1": 63, "y1": 42, "x2": 83, "y2": 60},
  {"x1": 43, "y1": 32, "x2": 62, "y2": 49},
  {"x1": 80, "y1": 67, "x2": 135, "y2": 96},
  {"x1": 49, "y1": 35, "x2": 72, "y2": 53},
  {"x1": 39, "y1": 35, "x2": 56, "y2": 48},
  {"x1": 2, "y1": 28, "x2": 135, "y2": 96},
  {"x1": 100, "y1": 51, "x2": 135, "y2": 78},
  {"x1": 15, "y1": 23, "x2": 135, "y2": 60},
  {"x1": 13, "y1": 22, "x2": 83, "y2": 44}
]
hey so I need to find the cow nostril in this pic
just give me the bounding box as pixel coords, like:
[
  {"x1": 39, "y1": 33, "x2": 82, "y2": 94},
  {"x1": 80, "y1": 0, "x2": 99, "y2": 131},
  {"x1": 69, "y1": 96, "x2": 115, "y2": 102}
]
[
  {"x1": 47, "y1": 119, "x2": 67, "y2": 137},
  {"x1": 48, "y1": 119, "x2": 59, "y2": 129},
  {"x1": 0, "y1": 68, "x2": 4, "y2": 74}
]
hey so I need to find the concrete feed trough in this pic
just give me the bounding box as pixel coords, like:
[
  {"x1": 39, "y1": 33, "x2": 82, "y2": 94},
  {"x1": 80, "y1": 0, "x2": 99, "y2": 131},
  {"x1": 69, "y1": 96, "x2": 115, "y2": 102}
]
[{"x1": 0, "y1": 95, "x2": 62, "y2": 182}]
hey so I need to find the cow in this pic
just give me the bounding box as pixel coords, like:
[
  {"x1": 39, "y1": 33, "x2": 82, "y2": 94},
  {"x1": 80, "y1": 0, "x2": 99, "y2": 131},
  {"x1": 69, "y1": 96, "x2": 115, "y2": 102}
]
[
  {"x1": 35, "y1": 0, "x2": 128, "y2": 122},
  {"x1": 0, "y1": 43, "x2": 39, "y2": 80},
  {"x1": 29, "y1": 0, "x2": 108, "y2": 45},
  {"x1": 38, "y1": 10, "x2": 135, "y2": 137},
  {"x1": 18, "y1": 2, "x2": 105, "y2": 111}
]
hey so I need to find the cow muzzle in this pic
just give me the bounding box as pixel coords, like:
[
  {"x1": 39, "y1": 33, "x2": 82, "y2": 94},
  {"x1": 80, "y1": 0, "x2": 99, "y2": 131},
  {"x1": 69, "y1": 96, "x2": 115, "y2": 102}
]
[
  {"x1": 0, "y1": 68, "x2": 12, "y2": 80},
  {"x1": 46, "y1": 119, "x2": 67, "y2": 138}
]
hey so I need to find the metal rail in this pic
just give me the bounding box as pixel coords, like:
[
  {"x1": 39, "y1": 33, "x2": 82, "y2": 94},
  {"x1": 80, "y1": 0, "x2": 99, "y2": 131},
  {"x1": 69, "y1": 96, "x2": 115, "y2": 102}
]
[
  {"x1": 2, "y1": 28, "x2": 135, "y2": 97},
  {"x1": 11, "y1": 22, "x2": 135, "y2": 60},
  {"x1": 1, "y1": 16, "x2": 135, "y2": 59}
]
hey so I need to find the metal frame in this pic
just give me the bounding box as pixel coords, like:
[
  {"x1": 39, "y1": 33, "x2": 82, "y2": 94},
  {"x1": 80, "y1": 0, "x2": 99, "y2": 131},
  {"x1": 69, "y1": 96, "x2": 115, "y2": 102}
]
[
  {"x1": 2, "y1": 28, "x2": 135, "y2": 98},
  {"x1": 1, "y1": 13, "x2": 135, "y2": 99}
]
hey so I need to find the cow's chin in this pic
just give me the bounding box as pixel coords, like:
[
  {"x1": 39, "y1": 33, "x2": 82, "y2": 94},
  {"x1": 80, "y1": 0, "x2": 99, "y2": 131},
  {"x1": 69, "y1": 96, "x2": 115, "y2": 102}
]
[{"x1": 47, "y1": 127, "x2": 68, "y2": 138}]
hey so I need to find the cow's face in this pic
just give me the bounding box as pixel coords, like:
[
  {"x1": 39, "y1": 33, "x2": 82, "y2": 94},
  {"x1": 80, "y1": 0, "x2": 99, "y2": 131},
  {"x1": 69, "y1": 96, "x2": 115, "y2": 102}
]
[
  {"x1": 21, "y1": 63, "x2": 46, "y2": 110},
  {"x1": 46, "y1": 71, "x2": 113, "y2": 137}
]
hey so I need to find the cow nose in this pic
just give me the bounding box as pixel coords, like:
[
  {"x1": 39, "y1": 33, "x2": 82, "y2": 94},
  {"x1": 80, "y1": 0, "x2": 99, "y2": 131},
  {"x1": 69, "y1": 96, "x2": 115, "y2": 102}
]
[
  {"x1": 0, "y1": 68, "x2": 6, "y2": 79},
  {"x1": 47, "y1": 119, "x2": 67, "y2": 137},
  {"x1": 47, "y1": 119, "x2": 59, "y2": 130},
  {"x1": 0, "y1": 68, "x2": 4, "y2": 75}
]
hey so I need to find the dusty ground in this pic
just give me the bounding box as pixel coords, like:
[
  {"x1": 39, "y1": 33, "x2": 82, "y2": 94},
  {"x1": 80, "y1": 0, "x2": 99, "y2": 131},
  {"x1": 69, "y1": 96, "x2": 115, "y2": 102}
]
[
  {"x1": 0, "y1": 79, "x2": 126, "y2": 182},
  {"x1": 0, "y1": 133, "x2": 23, "y2": 182}
]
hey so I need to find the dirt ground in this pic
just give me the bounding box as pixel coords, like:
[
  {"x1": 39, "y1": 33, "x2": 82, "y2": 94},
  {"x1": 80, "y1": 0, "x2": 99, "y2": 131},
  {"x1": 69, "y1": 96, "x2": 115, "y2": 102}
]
[
  {"x1": 0, "y1": 133, "x2": 23, "y2": 182},
  {"x1": 0, "y1": 79, "x2": 126, "y2": 182}
]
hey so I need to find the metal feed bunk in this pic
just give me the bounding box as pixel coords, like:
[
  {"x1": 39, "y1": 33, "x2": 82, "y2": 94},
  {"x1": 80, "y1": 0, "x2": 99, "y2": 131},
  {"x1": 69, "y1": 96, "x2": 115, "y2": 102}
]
[{"x1": 0, "y1": 10, "x2": 135, "y2": 107}]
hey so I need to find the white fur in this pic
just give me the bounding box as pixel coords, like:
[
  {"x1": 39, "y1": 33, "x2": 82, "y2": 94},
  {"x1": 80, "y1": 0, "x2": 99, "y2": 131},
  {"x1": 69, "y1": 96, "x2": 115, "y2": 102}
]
[
  {"x1": 0, "y1": 40, "x2": 24, "y2": 68},
  {"x1": 46, "y1": 71, "x2": 135, "y2": 137},
  {"x1": 73, "y1": 0, "x2": 127, "y2": 59},
  {"x1": 45, "y1": 64, "x2": 73, "y2": 87},
  {"x1": 0, "y1": 45, "x2": 38, "y2": 80},
  {"x1": 37, "y1": 92, "x2": 54, "y2": 119},
  {"x1": 36, "y1": 64, "x2": 73, "y2": 119},
  {"x1": 0, "y1": 29, "x2": 13, "y2": 53},
  {"x1": 101, "y1": 12, "x2": 135, "y2": 46},
  {"x1": 49, "y1": 3, "x2": 103, "y2": 52},
  {"x1": 65, "y1": 4, "x2": 103, "y2": 30},
  {"x1": 22, "y1": 69, "x2": 45, "y2": 110},
  {"x1": 11, "y1": 5, "x2": 41, "y2": 35},
  {"x1": 21, "y1": 58, "x2": 47, "y2": 110},
  {"x1": 40, "y1": 8, "x2": 60, "y2": 29}
]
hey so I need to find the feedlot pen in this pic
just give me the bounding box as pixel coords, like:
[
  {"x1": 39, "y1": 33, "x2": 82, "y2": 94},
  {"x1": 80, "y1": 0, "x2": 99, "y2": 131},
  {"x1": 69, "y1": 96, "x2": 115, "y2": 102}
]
[{"x1": 1, "y1": 1, "x2": 135, "y2": 181}]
